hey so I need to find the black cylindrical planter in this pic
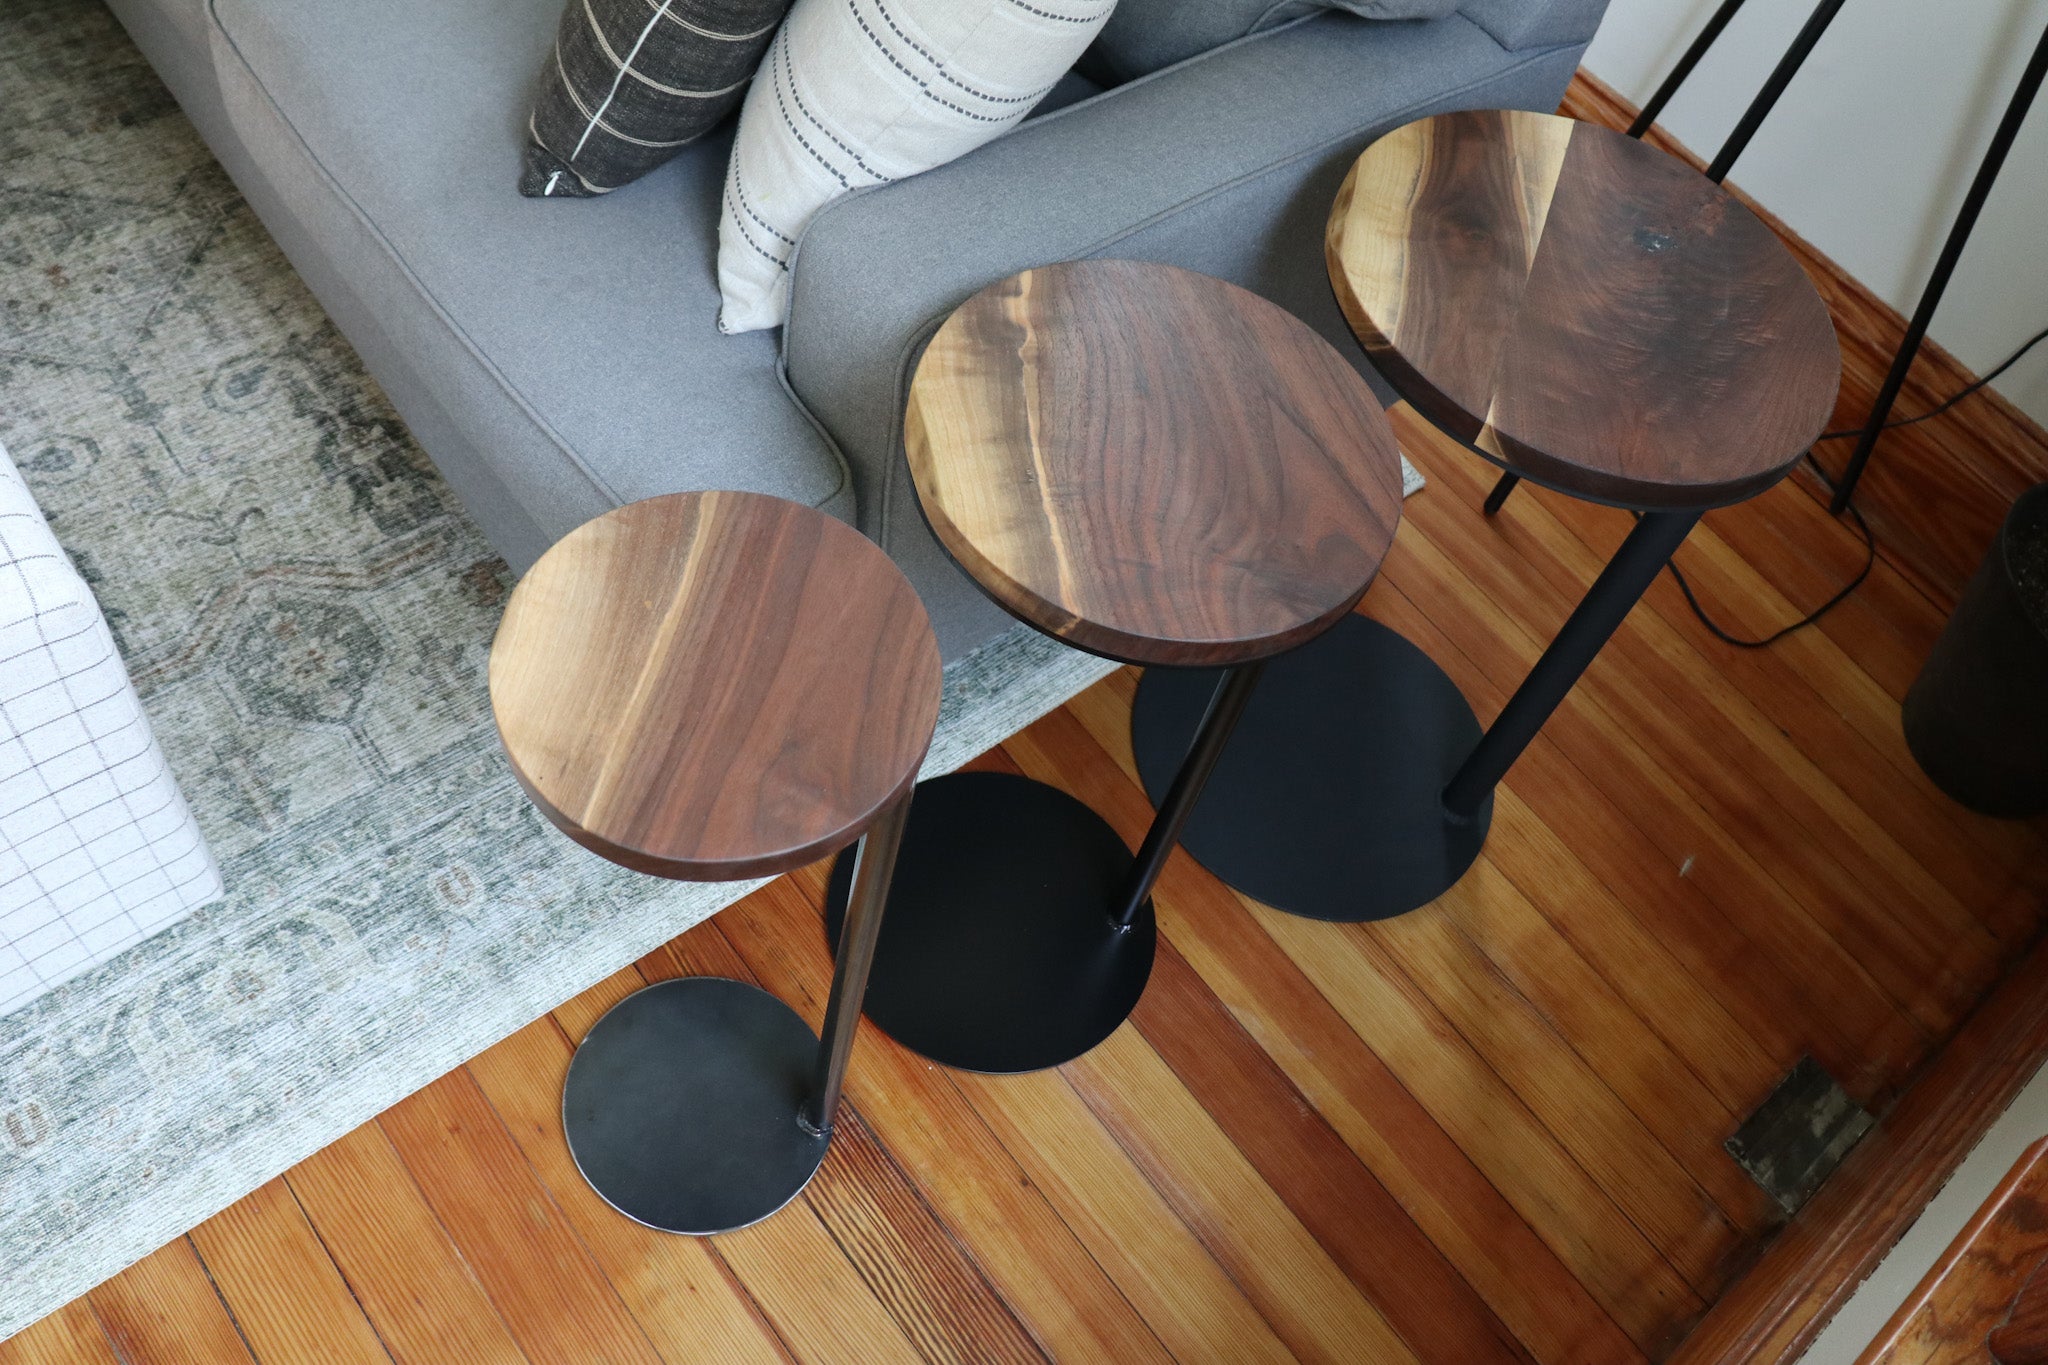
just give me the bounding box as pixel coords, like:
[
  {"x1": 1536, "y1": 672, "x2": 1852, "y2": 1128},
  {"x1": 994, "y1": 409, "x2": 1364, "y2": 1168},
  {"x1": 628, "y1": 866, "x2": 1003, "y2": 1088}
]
[{"x1": 1903, "y1": 483, "x2": 2048, "y2": 817}]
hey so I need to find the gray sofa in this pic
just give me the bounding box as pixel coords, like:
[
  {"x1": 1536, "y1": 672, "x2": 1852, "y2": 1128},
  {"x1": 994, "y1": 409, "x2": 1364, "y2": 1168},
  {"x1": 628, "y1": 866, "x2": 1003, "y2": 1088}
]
[{"x1": 106, "y1": 0, "x2": 1606, "y2": 667}]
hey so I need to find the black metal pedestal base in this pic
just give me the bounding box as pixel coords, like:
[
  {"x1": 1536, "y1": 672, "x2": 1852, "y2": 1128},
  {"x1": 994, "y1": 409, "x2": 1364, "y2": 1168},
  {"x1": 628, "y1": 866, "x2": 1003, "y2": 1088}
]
[
  {"x1": 563, "y1": 977, "x2": 828, "y2": 1235},
  {"x1": 1131, "y1": 615, "x2": 1491, "y2": 922},
  {"x1": 824, "y1": 770, "x2": 1154, "y2": 1074}
]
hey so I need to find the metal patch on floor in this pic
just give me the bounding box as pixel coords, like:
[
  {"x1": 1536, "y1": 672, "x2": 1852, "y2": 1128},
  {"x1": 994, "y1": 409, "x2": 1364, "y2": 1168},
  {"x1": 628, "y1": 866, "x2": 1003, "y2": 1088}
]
[{"x1": 1726, "y1": 1055, "x2": 1875, "y2": 1216}]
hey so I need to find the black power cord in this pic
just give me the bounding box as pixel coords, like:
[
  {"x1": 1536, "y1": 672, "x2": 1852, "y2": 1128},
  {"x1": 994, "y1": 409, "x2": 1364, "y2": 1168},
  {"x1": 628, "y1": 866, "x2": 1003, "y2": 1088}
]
[{"x1": 1664, "y1": 323, "x2": 2048, "y2": 648}]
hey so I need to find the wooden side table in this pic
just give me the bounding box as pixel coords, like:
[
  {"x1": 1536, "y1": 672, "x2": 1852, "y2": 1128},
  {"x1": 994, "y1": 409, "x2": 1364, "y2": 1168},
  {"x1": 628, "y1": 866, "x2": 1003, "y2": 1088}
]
[
  {"x1": 490, "y1": 490, "x2": 941, "y2": 1233},
  {"x1": 1156, "y1": 106, "x2": 1836, "y2": 923},
  {"x1": 1138, "y1": 109, "x2": 1841, "y2": 923},
  {"x1": 825, "y1": 259, "x2": 1404, "y2": 1073}
]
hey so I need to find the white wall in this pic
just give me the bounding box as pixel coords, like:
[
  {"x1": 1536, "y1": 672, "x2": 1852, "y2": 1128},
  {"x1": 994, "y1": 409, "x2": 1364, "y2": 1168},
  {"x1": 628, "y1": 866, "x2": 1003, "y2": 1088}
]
[{"x1": 1582, "y1": 0, "x2": 2048, "y2": 429}]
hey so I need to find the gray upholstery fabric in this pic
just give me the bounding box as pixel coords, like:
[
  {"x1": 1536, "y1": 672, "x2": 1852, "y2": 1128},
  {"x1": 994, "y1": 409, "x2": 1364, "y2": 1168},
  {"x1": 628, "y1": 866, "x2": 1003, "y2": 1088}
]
[
  {"x1": 107, "y1": 0, "x2": 1598, "y2": 665},
  {"x1": 201, "y1": 0, "x2": 852, "y2": 577},
  {"x1": 1460, "y1": 0, "x2": 1610, "y2": 50},
  {"x1": 785, "y1": 11, "x2": 1588, "y2": 657},
  {"x1": 1082, "y1": 0, "x2": 1464, "y2": 84}
]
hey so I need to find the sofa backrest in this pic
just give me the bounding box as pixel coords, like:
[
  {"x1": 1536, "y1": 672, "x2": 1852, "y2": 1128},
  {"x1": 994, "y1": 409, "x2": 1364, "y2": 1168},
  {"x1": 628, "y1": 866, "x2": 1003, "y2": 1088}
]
[{"x1": 1082, "y1": 0, "x2": 1608, "y2": 85}]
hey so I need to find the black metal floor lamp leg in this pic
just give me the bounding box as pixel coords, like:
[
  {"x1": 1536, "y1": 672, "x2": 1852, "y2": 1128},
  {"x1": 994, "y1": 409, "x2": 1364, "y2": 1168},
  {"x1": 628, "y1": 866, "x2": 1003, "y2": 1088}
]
[{"x1": 1829, "y1": 23, "x2": 2048, "y2": 511}]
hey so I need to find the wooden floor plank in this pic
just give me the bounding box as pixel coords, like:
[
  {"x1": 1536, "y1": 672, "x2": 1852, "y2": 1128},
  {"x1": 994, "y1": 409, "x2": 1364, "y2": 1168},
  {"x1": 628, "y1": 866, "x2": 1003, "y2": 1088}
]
[
  {"x1": 1390, "y1": 423, "x2": 1996, "y2": 1035},
  {"x1": 1065, "y1": 1025, "x2": 1423, "y2": 1365},
  {"x1": 955, "y1": 1064, "x2": 1298, "y2": 1365},
  {"x1": 1700, "y1": 481, "x2": 1939, "y2": 704},
  {"x1": 1365, "y1": 532, "x2": 1929, "y2": 1099},
  {"x1": 798, "y1": 1109, "x2": 1046, "y2": 1365},
  {"x1": 378, "y1": 1071, "x2": 665, "y2": 1365},
  {"x1": 1017, "y1": 697, "x2": 1735, "y2": 1293},
  {"x1": 995, "y1": 720, "x2": 1645, "y2": 1360},
  {"x1": 1420, "y1": 860, "x2": 1777, "y2": 1233},
  {"x1": 1478, "y1": 783, "x2": 1783, "y2": 1116},
  {"x1": 0, "y1": 1301, "x2": 121, "y2": 1365},
  {"x1": 1646, "y1": 508, "x2": 2048, "y2": 912},
  {"x1": 1483, "y1": 448, "x2": 2026, "y2": 951},
  {"x1": 1422, "y1": 422, "x2": 2042, "y2": 903},
  {"x1": 1018, "y1": 693, "x2": 1678, "y2": 1359},
  {"x1": 697, "y1": 883, "x2": 1175, "y2": 1365},
  {"x1": 187, "y1": 1179, "x2": 391, "y2": 1365},
  {"x1": 1011, "y1": 695, "x2": 1695, "y2": 1358},
  {"x1": 1258, "y1": 898, "x2": 1706, "y2": 1350},
  {"x1": 87, "y1": 1238, "x2": 256, "y2": 1365},
  {"x1": 286, "y1": 1122, "x2": 531, "y2": 1365},
  {"x1": 1133, "y1": 939, "x2": 1536, "y2": 1364},
  {"x1": 463, "y1": 999, "x2": 792, "y2": 1365}
]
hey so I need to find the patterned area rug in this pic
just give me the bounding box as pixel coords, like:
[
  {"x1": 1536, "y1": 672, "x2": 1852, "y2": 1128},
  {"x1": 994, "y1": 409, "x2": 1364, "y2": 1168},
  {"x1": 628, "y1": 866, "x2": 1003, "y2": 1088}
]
[{"x1": 0, "y1": 0, "x2": 1112, "y2": 1336}]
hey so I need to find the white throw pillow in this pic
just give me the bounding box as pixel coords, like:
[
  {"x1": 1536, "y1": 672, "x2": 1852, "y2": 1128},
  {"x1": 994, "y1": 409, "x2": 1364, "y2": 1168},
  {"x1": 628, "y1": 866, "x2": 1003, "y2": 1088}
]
[{"x1": 716, "y1": 0, "x2": 1118, "y2": 334}]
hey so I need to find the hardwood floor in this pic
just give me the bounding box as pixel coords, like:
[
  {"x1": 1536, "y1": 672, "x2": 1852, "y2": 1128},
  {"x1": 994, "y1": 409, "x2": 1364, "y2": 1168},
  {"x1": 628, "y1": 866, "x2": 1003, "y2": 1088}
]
[{"x1": 7, "y1": 398, "x2": 2042, "y2": 1364}]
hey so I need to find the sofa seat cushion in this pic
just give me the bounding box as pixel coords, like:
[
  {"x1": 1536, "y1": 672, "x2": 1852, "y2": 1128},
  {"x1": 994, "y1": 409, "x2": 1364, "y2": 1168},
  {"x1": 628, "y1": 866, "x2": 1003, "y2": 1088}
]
[{"x1": 204, "y1": 0, "x2": 851, "y2": 569}]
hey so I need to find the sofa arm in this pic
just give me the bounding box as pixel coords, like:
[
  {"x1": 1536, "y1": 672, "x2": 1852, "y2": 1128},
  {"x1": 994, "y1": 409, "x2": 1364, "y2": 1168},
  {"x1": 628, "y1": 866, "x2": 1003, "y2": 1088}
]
[
  {"x1": 1460, "y1": 0, "x2": 1611, "y2": 52},
  {"x1": 782, "y1": 9, "x2": 1586, "y2": 659}
]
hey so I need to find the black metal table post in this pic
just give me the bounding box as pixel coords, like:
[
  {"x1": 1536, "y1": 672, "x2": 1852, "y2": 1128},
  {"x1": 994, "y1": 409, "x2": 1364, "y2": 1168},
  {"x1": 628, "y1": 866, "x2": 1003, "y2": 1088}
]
[
  {"x1": 564, "y1": 793, "x2": 912, "y2": 1235},
  {"x1": 801, "y1": 795, "x2": 910, "y2": 1137},
  {"x1": 1110, "y1": 662, "x2": 1263, "y2": 930},
  {"x1": 1442, "y1": 510, "x2": 1703, "y2": 820},
  {"x1": 823, "y1": 659, "x2": 1264, "y2": 1075}
]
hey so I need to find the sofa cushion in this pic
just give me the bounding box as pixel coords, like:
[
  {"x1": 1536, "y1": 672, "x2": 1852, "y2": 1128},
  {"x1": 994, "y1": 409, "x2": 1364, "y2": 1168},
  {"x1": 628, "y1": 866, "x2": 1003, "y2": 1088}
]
[
  {"x1": 1082, "y1": 0, "x2": 1460, "y2": 84},
  {"x1": 205, "y1": 0, "x2": 852, "y2": 569},
  {"x1": 523, "y1": 0, "x2": 792, "y2": 197},
  {"x1": 1459, "y1": 0, "x2": 1609, "y2": 51},
  {"x1": 714, "y1": 0, "x2": 1118, "y2": 334}
]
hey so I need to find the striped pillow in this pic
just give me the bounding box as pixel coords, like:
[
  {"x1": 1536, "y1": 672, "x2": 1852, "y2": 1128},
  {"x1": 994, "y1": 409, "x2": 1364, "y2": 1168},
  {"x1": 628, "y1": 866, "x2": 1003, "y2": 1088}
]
[
  {"x1": 522, "y1": 0, "x2": 794, "y2": 198},
  {"x1": 715, "y1": 0, "x2": 1119, "y2": 333}
]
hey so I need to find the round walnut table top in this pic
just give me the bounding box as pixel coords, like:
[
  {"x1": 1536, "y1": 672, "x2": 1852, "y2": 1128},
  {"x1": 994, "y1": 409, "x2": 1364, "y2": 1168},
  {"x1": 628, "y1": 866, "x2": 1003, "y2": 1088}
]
[
  {"x1": 489, "y1": 491, "x2": 942, "y2": 882},
  {"x1": 1326, "y1": 109, "x2": 1841, "y2": 511},
  {"x1": 905, "y1": 259, "x2": 1405, "y2": 668}
]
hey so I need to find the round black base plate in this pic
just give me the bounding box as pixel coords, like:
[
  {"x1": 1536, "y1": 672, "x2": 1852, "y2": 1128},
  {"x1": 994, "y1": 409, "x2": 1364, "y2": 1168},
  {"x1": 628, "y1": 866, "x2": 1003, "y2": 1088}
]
[
  {"x1": 825, "y1": 770, "x2": 1154, "y2": 1074},
  {"x1": 1132, "y1": 615, "x2": 1491, "y2": 922},
  {"x1": 563, "y1": 977, "x2": 827, "y2": 1235}
]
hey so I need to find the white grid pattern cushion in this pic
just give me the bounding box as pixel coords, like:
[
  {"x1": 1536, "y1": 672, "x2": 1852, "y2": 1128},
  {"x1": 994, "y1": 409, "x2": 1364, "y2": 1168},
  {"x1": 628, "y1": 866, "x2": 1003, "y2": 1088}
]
[{"x1": 0, "y1": 442, "x2": 221, "y2": 1018}]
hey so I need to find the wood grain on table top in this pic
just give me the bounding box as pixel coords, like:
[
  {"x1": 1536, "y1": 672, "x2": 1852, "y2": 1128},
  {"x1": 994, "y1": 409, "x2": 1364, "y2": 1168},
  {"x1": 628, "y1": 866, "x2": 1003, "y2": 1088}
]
[
  {"x1": 906, "y1": 259, "x2": 1404, "y2": 667},
  {"x1": 490, "y1": 490, "x2": 941, "y2": 881},
  {"x1": 1327, "y1": 108, "x2": 1840, "y2": 511}
]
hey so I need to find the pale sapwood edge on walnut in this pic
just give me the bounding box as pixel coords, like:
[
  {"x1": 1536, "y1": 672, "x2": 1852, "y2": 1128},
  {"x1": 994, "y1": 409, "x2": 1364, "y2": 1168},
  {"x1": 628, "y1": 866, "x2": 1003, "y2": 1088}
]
[
  {"x1": 489, "y1": 489, "x2": 942, "y2": 882},
  {"x1": 904, "y1": 258, "x2": 1404, "y2": 668},
  {"x1": 1327, "y1": 108, "x2": 1841, "y2": 513}
]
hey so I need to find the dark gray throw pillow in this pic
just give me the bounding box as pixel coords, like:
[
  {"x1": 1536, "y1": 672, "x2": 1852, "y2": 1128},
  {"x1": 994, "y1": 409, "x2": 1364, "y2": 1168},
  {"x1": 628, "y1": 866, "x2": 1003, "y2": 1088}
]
[
  {"x1": 1082, "y1": 0, "x2": 1462, "y2": 85},
  {"x1": 522, "y1": 0, "x2": 793, "y2": 198}
]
